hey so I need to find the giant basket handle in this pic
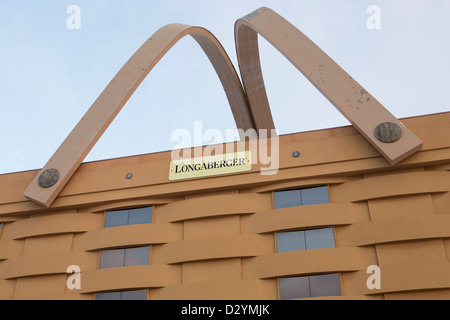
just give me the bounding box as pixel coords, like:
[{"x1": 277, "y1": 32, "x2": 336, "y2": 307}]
[
  {"x1": 23, "y1": 24, "x2": 256, "y2": 207},
  {"x1": 235, "y1": 7, "x2": 422, "y2": 163}
]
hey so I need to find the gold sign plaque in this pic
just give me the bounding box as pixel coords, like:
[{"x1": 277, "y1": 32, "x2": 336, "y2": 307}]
[{"x1": 169, "y1": 151, "x2": 252, "y2": 181}]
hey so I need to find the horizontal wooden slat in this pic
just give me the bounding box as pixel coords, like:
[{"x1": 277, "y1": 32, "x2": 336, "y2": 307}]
[
  {"x1": 0, "y1": 239, "x2": 23, "y2": 260},
  {"x1": 338, "y1": 214, "x2": 450, "y2": 247},
  {"x1": 349, "y1": 262, "x2": 450, "y2": 295},
  {"x1": 80, "y1": 265, "x2": 181, "y2": 294},
  {"x1": 332, "y1": 171, "x2": 450, "y2": 203},
  {"x1": 3, "y1": 213, "x2": 102, "y2": 240},
  {"x1": 2, "y1": 252, "x2": 97, "y2": 280},
  {"x1": 242, "y1": 247, "x2": 376, "y2": 279},
  {"x1": 156, "y1": 193, "x2": 272, "y2": 223},
  {"x1": 75, "y1": 223, "x2": 183, "y2": 251},
  {"x1": 153, "y1": 234, "x2": 274, "y2": 265},
  {"x1": 150, "y1": 279, "x2": 278, "y2": 300},
  {"x1": 241, "y1": 203, "x2": 368, "y2": 234}
]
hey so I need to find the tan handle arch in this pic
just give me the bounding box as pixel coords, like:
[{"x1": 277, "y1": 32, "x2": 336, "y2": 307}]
[
  {"x1": 23, "y1": 24, "x2": 256, "y2": 207},
  {"x1": 24, "y1": 8, "x2": 423, "y2": 208},
  {"x1": 235, "y1": 7, "x2": 422, "y2": 162}
]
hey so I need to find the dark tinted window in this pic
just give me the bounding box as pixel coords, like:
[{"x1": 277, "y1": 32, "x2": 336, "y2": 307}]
[
  {"x1": 277, "y1": 228, "x2": 335, "y2": 253},
  {"x1": 121, "y1": 289, "x2": 148, "y2": 300},
  {"x1": 304, "y1": 228, "x2": 335, "y2": 250},
  {"x1": 96, "y1": 290, "x2": 147, "y2": 300},
  {"x1": 95, "y1": 292, "x2": 121, "y2": 300},
  {"x1": 99, "y1": 246, "x2": 150, "y2": 269},
  {"x1": 280, "y1": 274, "x2": 341, "y2": 300},
  {"x1": 105, "y1": 206, "x2": 153, "y2": 228},
  {"x1": 274, "y1": 186, "x2": 329, "y2": 209},
  {"x1": 300, "y1": 186, "x2": 329, "y2": 206},
  {"x1": 274, "y1": 190, "x2": 302, "y2": 209},
  {"x1": 309, "y1": 273, "x2": 342, "y2": 298},
  {"x1": 128, "y1": 207, "x2": 152, "y2": 225},
  {"x1": 99, "y1": 248, "x2": 125, "y2": 269},
  {"x1": 123, "y1": 246, "x2": 150, "y2": 267},
  {"x1": 277, "y1": 231, "x2": 306, "y2": 253},
  {"x1": 279, "y1": 276, "x2": 310, "y2": 300},
  {"x1": 104, "y1": 210, "x2": 129, "y2": 228}
]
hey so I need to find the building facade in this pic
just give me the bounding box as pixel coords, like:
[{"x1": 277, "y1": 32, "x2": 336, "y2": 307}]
[
  {"x1": 1, "y1": 7, "x2": 449, "y2": 300},
  {"x1": 1, "y1": 111, "x2": 450, "y2": 300}
]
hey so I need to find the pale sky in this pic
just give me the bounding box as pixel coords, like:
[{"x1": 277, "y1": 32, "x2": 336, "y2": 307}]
[{"x1": 0, "y1": 0, "x2": 449, "y2": 174}]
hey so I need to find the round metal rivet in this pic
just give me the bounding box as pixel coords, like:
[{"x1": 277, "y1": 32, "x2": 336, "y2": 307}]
[
  {"x1": 292, "y1": 151, "x2": 301, "y2": 158},
  {"x1": 126, "y1": 173, "x2": 133, "y2": 180},
  {"x1": 38, "y1": 168, "x2": 59, "y2": 188},
  {"x1": 374, "y1": 122, "x2": 402, "y2": 143}
]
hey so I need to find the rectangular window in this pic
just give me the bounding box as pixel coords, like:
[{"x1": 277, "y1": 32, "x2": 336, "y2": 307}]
[
  {"x1": 280, "y1": 273, "x2": 341, "y2": 299},
  {"x1": 274, "y1": 186, "x2": 329, "y2": 209},
  {"x1": 99, "y1": 246, "x2": 150, "y2": 269},
  {"x1": 96, "y1": 289, "x2": 147, "y2": 300},
  {"x1": 105, "y1": 206, "x2": 153, "y2": 228},
  {"x1": 304, "y1": 228, "x2": 335, "y2": 250},
  {"x1": 277, "y1": 230, "x2": 306, "y2": 252},
  {"x1": 276, "y1": 228, "x2": 335, "y2": 253}
]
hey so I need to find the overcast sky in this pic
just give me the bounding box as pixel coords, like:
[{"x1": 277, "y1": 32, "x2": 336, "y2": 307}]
[{"x1": 0, "y1": 0, "x2": 449, "y2": 174}]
